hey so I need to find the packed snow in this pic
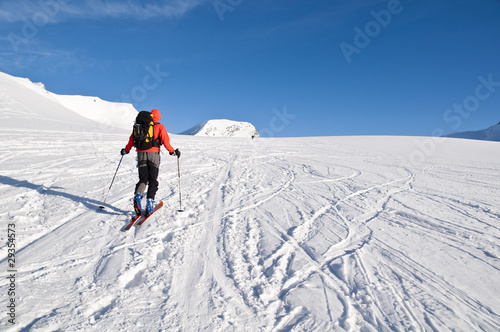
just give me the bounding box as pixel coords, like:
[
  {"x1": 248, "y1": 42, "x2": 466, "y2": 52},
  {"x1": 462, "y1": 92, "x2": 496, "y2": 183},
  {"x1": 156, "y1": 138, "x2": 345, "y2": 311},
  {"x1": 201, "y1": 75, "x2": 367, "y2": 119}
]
[
  {"x1": 180, "y1": 119, "x2": 260, "y2": 138},
  {"x1": 446, "y1": 122, "x2": 500, "y2": 142},
  {"x1": 1, "y1": 71, "x2": 500, "y2": 331}
]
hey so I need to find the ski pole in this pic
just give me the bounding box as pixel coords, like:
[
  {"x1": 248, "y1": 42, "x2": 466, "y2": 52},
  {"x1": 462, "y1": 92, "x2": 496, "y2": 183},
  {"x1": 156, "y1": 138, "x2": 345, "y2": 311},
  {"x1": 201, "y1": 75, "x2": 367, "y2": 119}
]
[
  {"x1": 99, "y1": 155, "x2": 124, "y2": 210},
  {"x1": 177, "y1": 155, "x2": 184, "y2": 212}
]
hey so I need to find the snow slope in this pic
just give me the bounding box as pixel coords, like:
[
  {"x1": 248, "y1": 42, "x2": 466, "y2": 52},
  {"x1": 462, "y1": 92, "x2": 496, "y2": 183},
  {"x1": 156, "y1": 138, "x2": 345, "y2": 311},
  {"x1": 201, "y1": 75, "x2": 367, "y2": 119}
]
[
  {"x1": 0, "y1": 72, "x2": 137, "y2": 131},
  {"x1": 1, "y1": 73, "x2": 500, "y2": 331},
  {"x1": 446, "y1": 123, "x2": 500, "y2": 142},
  {"x1": 180, "y1": 119, "x2": 260, "y2": 138},
  {"x1": 53, "y1": 94, "x2": 137, "y2": 131}
]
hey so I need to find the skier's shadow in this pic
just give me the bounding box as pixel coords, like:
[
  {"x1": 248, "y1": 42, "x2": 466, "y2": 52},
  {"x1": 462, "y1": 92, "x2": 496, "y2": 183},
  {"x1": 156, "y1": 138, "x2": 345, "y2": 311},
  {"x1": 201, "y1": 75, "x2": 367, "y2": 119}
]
[{"x1": 0, "y1": 175, "x2": 126, "y2": 215}]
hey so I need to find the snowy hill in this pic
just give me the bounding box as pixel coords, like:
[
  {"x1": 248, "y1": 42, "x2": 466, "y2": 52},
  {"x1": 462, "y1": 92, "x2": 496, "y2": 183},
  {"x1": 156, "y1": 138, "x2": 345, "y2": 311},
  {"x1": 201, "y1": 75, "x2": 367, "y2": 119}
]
[
  {"x1": 1, "y1": 72, "x2": 500, "y2": 331},
  {"x1": 0, "y1": 71, "x2": 137, "y2": 131},
  {"x1": 445, "y1": 122, "x2": 500, "y2": 142},
  {"x1": 180, "y1": 119, "x2": 260, "y2": 138},
  {"x1": 53, "y1": 94, "x2": 137, "y2": 131}
]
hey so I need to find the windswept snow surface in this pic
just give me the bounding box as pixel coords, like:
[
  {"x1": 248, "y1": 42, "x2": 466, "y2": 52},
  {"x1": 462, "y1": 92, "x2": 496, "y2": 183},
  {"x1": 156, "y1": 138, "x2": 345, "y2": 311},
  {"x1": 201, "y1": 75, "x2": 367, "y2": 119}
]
[
  {"x1": 1, "y1": 73, "x2": 500, "y2": 331},
  {"x1": 2, "y1": 129, "x2": 500, "y2": 331}
]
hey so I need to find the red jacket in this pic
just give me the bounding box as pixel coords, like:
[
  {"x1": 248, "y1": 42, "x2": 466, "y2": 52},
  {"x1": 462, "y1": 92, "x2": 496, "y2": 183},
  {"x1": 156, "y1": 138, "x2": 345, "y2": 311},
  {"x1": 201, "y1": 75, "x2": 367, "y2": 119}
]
[{"x1": 125, "y1": 109, "x2": 175, "y2": 154}]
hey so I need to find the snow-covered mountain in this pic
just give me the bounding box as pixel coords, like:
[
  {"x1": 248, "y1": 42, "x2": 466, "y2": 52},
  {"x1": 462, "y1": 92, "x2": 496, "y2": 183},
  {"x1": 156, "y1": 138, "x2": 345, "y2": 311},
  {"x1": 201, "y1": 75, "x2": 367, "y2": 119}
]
[
  {"x1": 0, "y1": 71, "x2": 137, "y2": 131},
  {"x1": 445, "y1": 122, "x2": 500, "y2": 142},
  {"x1": 180, "y1": 119, "x2": 260, "y2": 138},
  {"x1": 1, "y1": 71, "x2": 500, "y2": 331}
]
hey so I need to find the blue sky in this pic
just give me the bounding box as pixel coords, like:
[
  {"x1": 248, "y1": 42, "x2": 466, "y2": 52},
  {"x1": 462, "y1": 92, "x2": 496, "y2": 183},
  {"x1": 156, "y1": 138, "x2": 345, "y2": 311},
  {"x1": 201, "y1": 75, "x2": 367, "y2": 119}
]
[{"x1": 1, "y1": 0, "x2": 499, "y2": 137}]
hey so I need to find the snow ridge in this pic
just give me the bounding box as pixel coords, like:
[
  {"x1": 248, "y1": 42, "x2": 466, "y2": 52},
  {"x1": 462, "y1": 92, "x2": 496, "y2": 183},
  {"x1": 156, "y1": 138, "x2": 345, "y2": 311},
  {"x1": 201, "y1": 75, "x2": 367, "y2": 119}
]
[
  {"x1": 0, "y1": 71, "x2": 137, "y2": 131},
  {"x1": 446, "y1": 122, "x2": 500, "y2": 142}
]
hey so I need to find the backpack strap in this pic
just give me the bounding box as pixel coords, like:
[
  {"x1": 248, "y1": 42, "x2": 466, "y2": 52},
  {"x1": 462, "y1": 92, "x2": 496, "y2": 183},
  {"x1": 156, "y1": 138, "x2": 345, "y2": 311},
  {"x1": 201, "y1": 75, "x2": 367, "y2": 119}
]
[{"x1": 152, "y1": 122, "x2": 162, "y2": 147}]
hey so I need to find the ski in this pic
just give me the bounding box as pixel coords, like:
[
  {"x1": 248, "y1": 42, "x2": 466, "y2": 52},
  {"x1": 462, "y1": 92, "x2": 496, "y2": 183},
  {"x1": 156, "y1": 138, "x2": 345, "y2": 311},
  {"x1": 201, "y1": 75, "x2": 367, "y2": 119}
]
[
  {"x1": 135, "y1": 201, "x2": 164, "y2": 227},
  {"x1": 122, "y1": 213, "x2": 142, "y2": 232}
]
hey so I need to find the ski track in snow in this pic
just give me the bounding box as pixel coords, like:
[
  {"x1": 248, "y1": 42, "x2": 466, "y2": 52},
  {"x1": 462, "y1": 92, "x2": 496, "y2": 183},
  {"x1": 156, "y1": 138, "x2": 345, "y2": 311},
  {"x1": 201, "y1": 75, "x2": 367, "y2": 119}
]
[{"x1": 0, "y1": 129, "x2": 500, "y2": 332}]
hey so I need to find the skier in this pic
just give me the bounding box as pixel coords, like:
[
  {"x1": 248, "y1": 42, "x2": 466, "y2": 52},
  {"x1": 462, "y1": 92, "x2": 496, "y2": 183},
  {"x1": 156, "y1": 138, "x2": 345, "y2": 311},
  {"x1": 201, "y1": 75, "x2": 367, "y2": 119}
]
[{"x1": 121, "y1": 108, "x2": 181, "y2": 216}]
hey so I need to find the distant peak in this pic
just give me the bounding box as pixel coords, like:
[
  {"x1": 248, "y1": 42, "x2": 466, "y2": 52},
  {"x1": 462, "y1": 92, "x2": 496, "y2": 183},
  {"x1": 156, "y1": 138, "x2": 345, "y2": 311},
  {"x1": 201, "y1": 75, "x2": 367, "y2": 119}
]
[
  {"x1": 445, "y1": 122, "x2": 500, "y2": 142},
  {"x1": 180, "y1": 119, "x2": 260, "y2": 138}
]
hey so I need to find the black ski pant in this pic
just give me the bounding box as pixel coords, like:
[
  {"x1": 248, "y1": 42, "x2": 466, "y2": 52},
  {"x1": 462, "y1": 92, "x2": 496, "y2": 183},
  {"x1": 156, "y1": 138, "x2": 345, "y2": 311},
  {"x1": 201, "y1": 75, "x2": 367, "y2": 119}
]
[{"x1": 135, "y1": 152, "x2": 161, "y2": 200}]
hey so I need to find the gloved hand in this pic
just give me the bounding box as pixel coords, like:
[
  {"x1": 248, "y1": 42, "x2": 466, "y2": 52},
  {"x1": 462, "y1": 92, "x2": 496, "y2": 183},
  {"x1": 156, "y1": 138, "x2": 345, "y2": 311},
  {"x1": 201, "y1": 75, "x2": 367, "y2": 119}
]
[
  {"x1": 120, "y1": 148, "x2": 129, "y2": 156},
  {"x1": 170, "y1": 148, "x2": 181, "y2": 158}
]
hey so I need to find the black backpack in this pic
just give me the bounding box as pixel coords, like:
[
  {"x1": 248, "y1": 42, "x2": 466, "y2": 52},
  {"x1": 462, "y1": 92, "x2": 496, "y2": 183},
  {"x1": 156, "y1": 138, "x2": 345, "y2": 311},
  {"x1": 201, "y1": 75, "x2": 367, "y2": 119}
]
[{"x1": 133, "y1": 111, "x2": 161, "y2": 150}]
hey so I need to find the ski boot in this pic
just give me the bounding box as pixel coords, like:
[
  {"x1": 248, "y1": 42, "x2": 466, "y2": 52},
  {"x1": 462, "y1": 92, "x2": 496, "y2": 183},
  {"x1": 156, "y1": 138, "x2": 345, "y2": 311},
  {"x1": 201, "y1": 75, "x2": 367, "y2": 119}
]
[
  {"x1": 134, "y1": 193, "x2": 143, "y2": 216},
  {"x1": 145, "y1": 198, "x2": 154, "y2": 217}
]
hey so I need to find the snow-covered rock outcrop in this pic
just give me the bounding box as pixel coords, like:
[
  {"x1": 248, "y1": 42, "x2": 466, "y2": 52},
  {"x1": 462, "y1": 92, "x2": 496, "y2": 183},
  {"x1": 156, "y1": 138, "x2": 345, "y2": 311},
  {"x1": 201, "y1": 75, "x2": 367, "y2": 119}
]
[{"x1": 180, "y1": 119, "x2": 260, "y2": 138}]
